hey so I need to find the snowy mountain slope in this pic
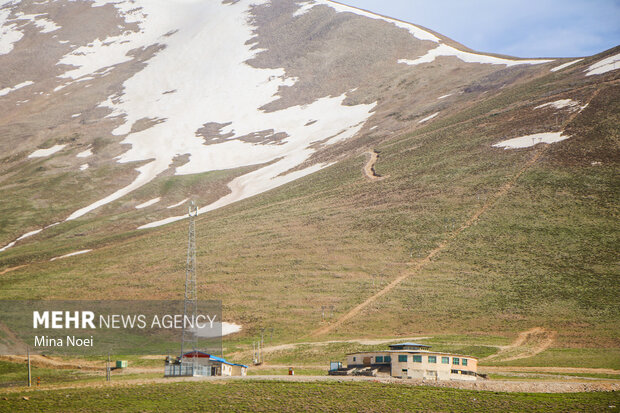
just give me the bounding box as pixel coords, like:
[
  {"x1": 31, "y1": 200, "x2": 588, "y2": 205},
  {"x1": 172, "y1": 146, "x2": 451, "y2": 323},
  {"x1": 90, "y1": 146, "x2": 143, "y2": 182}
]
[{"x1": 0, "y1": 0, "x2": 615, "y2": 253}]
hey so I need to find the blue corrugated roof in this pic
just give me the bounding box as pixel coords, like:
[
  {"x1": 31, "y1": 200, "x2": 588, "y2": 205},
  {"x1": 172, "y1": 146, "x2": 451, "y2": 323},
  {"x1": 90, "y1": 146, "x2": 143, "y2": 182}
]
[
  {"x1": 389, "y1": 342, "x2": 431, "y2": 347},
  {"x1": 210, "y1": 356, "x2": 249, "y2": 368},
  {"x1": 183, "y1": 352, "x2": 248, "y2": 368}
]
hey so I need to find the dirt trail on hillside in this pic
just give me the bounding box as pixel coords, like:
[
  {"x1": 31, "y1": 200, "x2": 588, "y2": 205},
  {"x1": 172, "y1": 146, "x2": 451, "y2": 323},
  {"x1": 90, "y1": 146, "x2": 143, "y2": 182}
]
[
  {"x1": 363, "y1": 150, "x2": 387, "y2": 181},
  {"x1": 228, "y1": 336, "x2": 430, "y2": 358},
  {"x1": 311, "y1": 87, "x2": 604, "y2": 338},
  {"x1": 311, "y1": 144, "x2": 549, "y2": 337},
  {"x1": 312, "y1": 145, "x2": 552, "y2": 337},
  {"x1": 484, "y1": 327, "x2": 557, "y2": 362},
  {"x1": 0, "y1": 265, "x2": 27, "y2": 275}
]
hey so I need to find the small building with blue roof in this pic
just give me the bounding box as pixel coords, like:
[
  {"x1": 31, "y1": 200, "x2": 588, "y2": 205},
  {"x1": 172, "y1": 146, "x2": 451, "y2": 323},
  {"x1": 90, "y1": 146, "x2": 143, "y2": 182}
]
[{"x1": 165, "y1": 351, "x2": 248, "y2": 377}]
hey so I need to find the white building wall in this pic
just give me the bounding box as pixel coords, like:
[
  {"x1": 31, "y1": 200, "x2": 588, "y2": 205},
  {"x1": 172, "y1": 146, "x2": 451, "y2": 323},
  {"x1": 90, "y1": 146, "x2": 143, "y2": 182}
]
[
  {"x1": 346, "y1": 351, "x2": 477, "y2": 381},
  {"x1": 391, "y1": 353, "x2": 475, "y2": 380}
]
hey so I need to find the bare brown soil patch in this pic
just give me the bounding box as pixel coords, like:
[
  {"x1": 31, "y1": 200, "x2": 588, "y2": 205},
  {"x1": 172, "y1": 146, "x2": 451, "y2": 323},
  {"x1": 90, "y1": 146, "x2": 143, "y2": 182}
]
[
  {"x1": 363, "y1": 150, "x2": 387, "y2": 181},
  {"x1": 0, "y1": 265, "x2": 27, "y2": 275},
  {"x1": 484, "y1": 327, "x2": 557, "y2": 362}
]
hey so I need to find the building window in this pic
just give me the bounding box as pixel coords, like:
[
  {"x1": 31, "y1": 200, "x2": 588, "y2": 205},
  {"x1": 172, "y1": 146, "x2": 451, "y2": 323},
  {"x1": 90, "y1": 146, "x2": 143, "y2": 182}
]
[
  {"x1": 385, "y1": 356, "x2": 391, "y2": 362},
  {"x1": 413, "y1": 355, "x2": 422, "y2": 363},
  {"x1": 402, "y1": 369, "x2": 408, "y2": 376},
  {"x1": 376, "y1": 356, "x2": 383, "y2": 363},
  {"x1": 462, "y1": 358, "x2": 468, "y2": 366},
  {"x1": 398, "y1": 355, "x2": 408, "y2": 362},
  {"x1": 453, "y1": 357, "x2": 460, "y2": 365},
  {"x1": 441, "y1": 357, "x2": 449, "y2": 364},
  {"x1": 353, "y1": 357, "x2": 356, "y2": 362},
  {"x1": 428, "y1": 356, "x2": 437, "y2": 363}
]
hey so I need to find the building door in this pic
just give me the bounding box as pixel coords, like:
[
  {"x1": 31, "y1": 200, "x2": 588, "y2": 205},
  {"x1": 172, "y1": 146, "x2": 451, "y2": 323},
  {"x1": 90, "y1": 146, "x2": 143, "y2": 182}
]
[
  {"x1": 425, "y1": 370, "x2": 437, "y2": 380},
  {"x1": 363, "y1": 357, "x2": 371, "y2": 365}
]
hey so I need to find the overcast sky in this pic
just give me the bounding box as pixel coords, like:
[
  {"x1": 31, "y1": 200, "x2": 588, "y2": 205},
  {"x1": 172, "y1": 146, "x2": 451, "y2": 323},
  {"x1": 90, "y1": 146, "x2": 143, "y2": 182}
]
[{"x1": 339, "y1": 0, "x2": 620, "y2": 58}]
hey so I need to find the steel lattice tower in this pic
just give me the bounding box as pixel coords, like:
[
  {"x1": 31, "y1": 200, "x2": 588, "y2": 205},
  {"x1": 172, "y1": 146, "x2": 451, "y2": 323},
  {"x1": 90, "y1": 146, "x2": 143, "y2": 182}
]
[{"x1": 181, "y1": 201, "x2": 198, "y2": 360}]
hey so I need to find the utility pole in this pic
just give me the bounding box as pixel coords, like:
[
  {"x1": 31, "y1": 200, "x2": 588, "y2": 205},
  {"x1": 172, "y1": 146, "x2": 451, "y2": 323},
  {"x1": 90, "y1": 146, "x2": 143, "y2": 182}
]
[
  {"x1": 321, "y1": 305, "x2": 334, "y2": 321},
  {"x1": 106, "y1": 352, "x2": 110, "y2": 382},
  {"x1": 27, "y1": 347, "x2": 31, "y2": 387},
  {"x1": 253, "y1": 340, "x2": 262, "y2": 365}
]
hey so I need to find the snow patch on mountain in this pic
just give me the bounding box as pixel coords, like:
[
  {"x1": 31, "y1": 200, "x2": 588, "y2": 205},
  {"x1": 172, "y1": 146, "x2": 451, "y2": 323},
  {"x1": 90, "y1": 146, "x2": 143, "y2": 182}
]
[
  {"x1": 550, "y1": 59, "x2": 583, "y2": 72},
  {"x1": 28, "y1": 144, "x2": 66, "y2": 158},
  {"x1": 16, "y1": 228, "x2": 42, "y2": 241},
  {"x1": 50, "y1": 249, "x2": 92, "y2": 262},
  {"x1": 493, "y1": 132, "x2": 569, "y2": 149},
  {"x1": 56, "y1": 0, "x2": 375, "y2": 226},
  {"x1": 136, "y1": 197, "x2": 161, "y2": 209},
  {"x1": 399, "y1": 43, "x2": 553, "y2": 67},
  {"x1": 0, "y1": 241, "x2": 16, "y2": 252},
  {"x1": 584, "y1": 53, "x2": 620, "y2": 76},
  {"x1": 0, "y1": 7, "x2": 23, "y2": 55},
  {"x1": 418, "y1": 112, "x2": 439, "y2": 123},
  {"x1": 0, "y1": 9, "x2": 61, "y2": 55},
  {"x1": 76, "y1": 147, "x2": 93, "y2": 158},
  {"x1": 167, "y1": 198, "x2": 189, "y2": 209},
  {"x1": 55, "y1": 0, "x2": 146, "y2": 80},
  {"x1": 295, "y1": 1, "x2": 552, "y2": 68},
  {"x1": 297, "y1": 0, "x2": 439, "y2": 42},
  {"x1": 0, "y1": 228, "x2": 42, "y2": 252},
  {"x1": 534, "y1": 99, "x2": 581, "y2": 111},
  {"x1": 140, "y1": 161, "x2": 329, "y2": 229},
  {"x1": 14, "y1": 11, "x2": 60, "y2": 33},
  {"x1": 0, "y1": 80, "x2": 33, "y2": 96},
  {"x1": 293, "y1": 1, "x2": 316, "y2": 17}
]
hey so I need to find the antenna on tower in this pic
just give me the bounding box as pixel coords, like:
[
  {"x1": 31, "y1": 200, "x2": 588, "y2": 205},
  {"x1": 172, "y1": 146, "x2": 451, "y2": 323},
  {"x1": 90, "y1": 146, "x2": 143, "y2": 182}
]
[{"x1": 181, "y1": 201, "x2": 198, "y2": 364}]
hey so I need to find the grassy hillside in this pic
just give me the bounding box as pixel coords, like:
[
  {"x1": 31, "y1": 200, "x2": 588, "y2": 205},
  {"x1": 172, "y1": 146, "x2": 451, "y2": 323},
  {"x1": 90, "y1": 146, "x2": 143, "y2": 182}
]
[
  {"x1": 1, "y1": 380, "x2": 619, "y2": 412},
  {"x1": 0, "y1": 50, "x2": 618, "y2": 368}
]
